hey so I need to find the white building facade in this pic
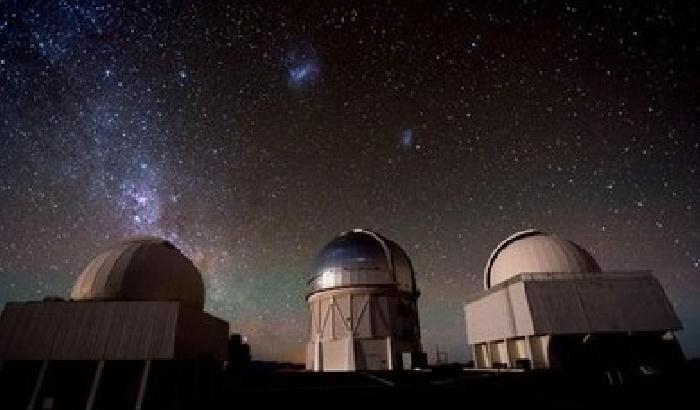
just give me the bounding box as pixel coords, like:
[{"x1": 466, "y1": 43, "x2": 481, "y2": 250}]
[
  {"x1": 0, "y1": 237, "x2": 229, "y2": 409},
  {"x1": 306, "y1": 229, "x2": 425, "y2": 371},
  {"x1": 465, "y1": 230, "x2": 683, "y2": 372}
]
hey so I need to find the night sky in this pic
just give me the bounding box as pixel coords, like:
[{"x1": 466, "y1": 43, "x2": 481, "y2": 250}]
[{"x1": 0, "y1": 1, "x2": 698, "y2": 363}]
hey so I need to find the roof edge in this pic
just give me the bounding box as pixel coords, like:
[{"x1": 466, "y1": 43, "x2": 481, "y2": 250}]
[{"x1": 483, "y1": 229, "x2": 544, "y2": 290}]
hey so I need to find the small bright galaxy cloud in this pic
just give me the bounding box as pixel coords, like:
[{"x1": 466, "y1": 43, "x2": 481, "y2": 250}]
[
  {"x1": 400, "y1": 128, "x2": 416, "y2": 151},
  {"x1": 285, "y1": 43, "x2": 320, "y2": 89}
]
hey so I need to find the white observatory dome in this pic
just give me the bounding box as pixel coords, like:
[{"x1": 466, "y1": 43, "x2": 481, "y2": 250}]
[
  {"x1": 70, "y1": 237, "x2": 205, "y2": 310},
  {"x1": 308, "y1": 229, "x2": 417, "y2": 295},
  {"x1": 484, "y1": 229, "x2": 600, "y2": 289}
]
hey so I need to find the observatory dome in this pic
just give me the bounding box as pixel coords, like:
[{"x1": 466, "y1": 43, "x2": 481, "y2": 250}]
[
  {"x1": 308, "y1": 229, "x2": 416, "y2": 295},
  {"x1": 484, "y1": 229, "x2": 600, "y2": 289},
  {"x1": 70, "y1": 237, "x2": 205, "y2": 310}
]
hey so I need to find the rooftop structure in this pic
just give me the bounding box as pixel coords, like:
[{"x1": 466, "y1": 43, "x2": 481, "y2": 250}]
[
  {"x1": 465, "y1": 230, "x2": 683, "y2": 375},
  {"x1": 306, "y1": 229, "x2": 425, "y2": 371},
  {"x1": 0, "y1": 237, "x2": 229, "y2": 409}
]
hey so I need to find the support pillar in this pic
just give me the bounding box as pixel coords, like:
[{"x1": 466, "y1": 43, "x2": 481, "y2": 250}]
[
  {"x1": 503, "y1": 338, "x2": 512, "y2": 368},
  {"x1": 542, "y1": 335, "x2": 551, "y2": 368},
  {"x1": 85, "y1": 360, "x2": 105, "y2": 410},
  {"x1": 27, "y1": 360, "x2": 48, "y2": 410},
  {"x1": 346, "y1": 338, "x2": 356, "y2": 371},
  {"x1": 134, "y1": 360, "x2": 151, "y2": 410},
  {"x1": 313, "y1": 336, "x2": 322, "y2": 371},
  {"x1": 485, "y1": 342, "x2": 492, "y2": 368},
  {"x1": 385, "y1": 337, "x2": 393, "y2": 370},
  {"x1": 525, "y1": 335, "x2": 534, "y2": 369}
]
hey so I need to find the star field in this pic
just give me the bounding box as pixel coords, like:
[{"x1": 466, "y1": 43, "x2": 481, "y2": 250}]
[{"x1": 0, "y1": 1, "x2": 698, "y2": 363}]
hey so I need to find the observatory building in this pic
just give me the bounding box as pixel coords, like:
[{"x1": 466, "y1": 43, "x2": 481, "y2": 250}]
[
  {"x1": 0, "y1": 237, "x2": 229, "y2": 409},
  {"x1": 306, "y1": 229, "x2": 425, "y2": 371},
  {"x1": 464, "y1": 230, "x2": 683, "y2": 374}
]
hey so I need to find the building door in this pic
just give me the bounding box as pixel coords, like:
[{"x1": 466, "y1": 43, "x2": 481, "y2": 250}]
[{"x1": 355, "y1": 339, "x2": 389, "y2": 370}]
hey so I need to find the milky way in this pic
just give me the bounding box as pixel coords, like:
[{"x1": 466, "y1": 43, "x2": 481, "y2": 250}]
[{"x1": 0, "y1": 1, "x2": 698, "y2": 362}]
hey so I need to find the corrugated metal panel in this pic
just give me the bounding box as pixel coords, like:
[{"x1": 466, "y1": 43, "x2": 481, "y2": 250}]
[
  {"x1": 572, "y1": 274, "x2": 681, "y2": 332},
  {"x1": 25, "y1": 303, "x2": 57, "y2": 359},
  {"x1": 0, "y1": 303, "x2": 17, "y2": 354},
  {"x1": 466, "y1": 271, "x2": 681, "y2": 345},
  {"x1": 0, "y1": 301, "x2": 186, "y2": 360},
  {"x1": 573, "y1": 277, "x2": 624, "y2": 331},
  {"x1": 0, "y1": 303, "x2": 48, "y2": 359},
  {"x1": 103, "y1": 302, "x2": 177, "y2": 359},
  {"x1": 525, "y1": 272, "x2": 682, "y2": 334},
  {"x1": 526, "y1": 280, "x2": 590, "y2": 333},
  {"x1": 50, "y1": 301, "x2": 97, "y2": 359}
]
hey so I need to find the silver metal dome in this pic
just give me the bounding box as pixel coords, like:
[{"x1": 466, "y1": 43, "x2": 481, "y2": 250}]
[
  {"x1": 71, "y1": 237, "x2": 205, "y2": 310},
  {"x1": 307, "y1": 229, "x2": 417, "y2": 295},
  {"x1": 484, "y1": 229, "x2": 601, "y2": 289}
]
